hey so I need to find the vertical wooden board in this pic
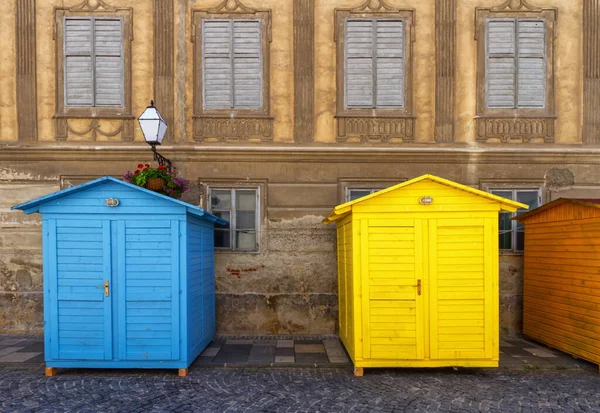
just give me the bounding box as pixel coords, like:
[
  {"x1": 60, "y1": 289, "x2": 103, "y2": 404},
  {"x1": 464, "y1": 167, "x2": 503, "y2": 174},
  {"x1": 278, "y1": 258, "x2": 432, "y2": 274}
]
[
  {"x1": 361, "y1": 219, "x2": 370, "y2": 359},
  {"x1": 428, "y1": 219, "x2": 438, "y2": 360},
  {"x1": 414, "y1": 219, "x2": 425, "y2": 360},
  {"x1": 336, "y1": 224, "x2": 345, "y2": 342},
  {"x1": 48, "y1": 219, "x2": 59, "y2": 360},
  {"x1": 352, "y1": 217, "x2": 362, "y2": 361},
  {"x1": 171, "y1": 220, "x2": 180, "y2": 360},
  {"x1": 102, "y1": 221, "x2": 113, "y2": 360},
  {"x1": 484, "y1": 216, "x2": 497, "y2": 360},
  {"x1": 117, "y1": 220, "x2": 127, "y2": 361},
  {"x1": 421, "y1": 218, "x2": 430, "y2": 360}
]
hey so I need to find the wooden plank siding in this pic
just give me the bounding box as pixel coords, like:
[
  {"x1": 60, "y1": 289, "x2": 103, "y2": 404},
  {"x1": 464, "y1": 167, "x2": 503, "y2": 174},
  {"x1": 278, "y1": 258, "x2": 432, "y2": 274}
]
[
  {"x1": 519, "y1": 199, "x2": 600, "y2": 367},
  {"x1": 337, "y1": 215, "x2": 355, "y2": 360}
]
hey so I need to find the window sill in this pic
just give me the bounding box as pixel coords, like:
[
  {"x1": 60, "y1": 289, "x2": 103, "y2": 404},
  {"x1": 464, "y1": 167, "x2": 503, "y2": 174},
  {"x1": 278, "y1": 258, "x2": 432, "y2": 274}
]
[
  {"x1": 335, "y1": 113, "x2": 416, "y2": 144},
  {"x1": 474, "y1": 115, "x2": 555, "y2": 144},
  {"x1": 214, "y1": 249, "x2": 261, "y2": 255},
  {"x1": 499, "y1": 250, "x2": 524, "y2": 256},
  {"x1": 54, "y1": 111, "x2": 134, "y2": 120},
  {"x1": 193, "y1": 115, "x2": 274, "y2": 143}
]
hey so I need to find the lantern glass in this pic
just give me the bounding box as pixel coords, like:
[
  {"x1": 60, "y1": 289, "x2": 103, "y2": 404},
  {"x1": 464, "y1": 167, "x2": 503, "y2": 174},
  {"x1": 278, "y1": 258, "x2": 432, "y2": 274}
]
[{"x1": 138, "y1": 104, "x2": 168, "y2": 145}]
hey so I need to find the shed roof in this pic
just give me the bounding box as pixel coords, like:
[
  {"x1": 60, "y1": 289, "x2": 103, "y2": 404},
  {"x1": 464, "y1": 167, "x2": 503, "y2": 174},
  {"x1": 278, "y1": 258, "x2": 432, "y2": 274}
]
[
  {"x1": 323, "y1": 174, "x2": 527, "y2": 224},
  {"x1": 515, "y1": 198, "x2": 600, "y2": 224},
  {"x1": 11, "y1": 176, "x2": 227, "y2": 224}
]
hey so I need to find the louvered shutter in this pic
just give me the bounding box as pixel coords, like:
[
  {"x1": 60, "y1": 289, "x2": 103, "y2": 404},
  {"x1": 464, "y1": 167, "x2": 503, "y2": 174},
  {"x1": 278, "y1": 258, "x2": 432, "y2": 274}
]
[
  {"x1": 94, "y1": 19, "x2": 123, "y2": 106},
  {"x1": 233, "y1": 20, "x2": 262, "y2": 109},
  {"x1": 345, "y1": 19, "x2": 374, "y2": 108},
  {"x1": 517, "y1": 19, "x2": 545, "y2": 108},
  {"x1": 376, "y1": 19, "x2": 404, "y2": 108},
  {"x1": 64, "y1": 18, "x2": 94, "y2": 107},
  {"x1": 203, "y1": 20, "x2": 233, "y2": 109},
  {"x1": 487, "y1": 19, "x2": 516, "y2": 108}
]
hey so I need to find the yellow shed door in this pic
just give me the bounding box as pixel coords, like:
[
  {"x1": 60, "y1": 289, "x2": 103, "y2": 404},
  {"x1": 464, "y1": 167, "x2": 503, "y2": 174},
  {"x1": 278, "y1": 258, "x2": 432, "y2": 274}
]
[
  {"x1": 428, "y1": 218, "x2": 493, "y2": 360},
  {"x1": 361, "y1": 219, "x2": 425, "y2": 360}
]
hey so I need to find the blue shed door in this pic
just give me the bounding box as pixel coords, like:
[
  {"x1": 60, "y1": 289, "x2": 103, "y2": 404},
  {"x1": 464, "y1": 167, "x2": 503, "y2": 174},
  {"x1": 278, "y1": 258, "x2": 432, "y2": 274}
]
[
  {"x1": 48, "y1": 220, "x2": 113, "y2": 360},
  {"x1": 119, "y1": 220, "x2": 180, "y2": 361}
]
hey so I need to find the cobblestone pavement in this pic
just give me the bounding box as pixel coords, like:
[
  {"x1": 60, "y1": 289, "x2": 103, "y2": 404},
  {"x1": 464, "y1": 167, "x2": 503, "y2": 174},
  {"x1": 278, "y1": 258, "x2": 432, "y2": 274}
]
[{"x1": 1, "y1": 366, "x2": 600, "y2": 412}]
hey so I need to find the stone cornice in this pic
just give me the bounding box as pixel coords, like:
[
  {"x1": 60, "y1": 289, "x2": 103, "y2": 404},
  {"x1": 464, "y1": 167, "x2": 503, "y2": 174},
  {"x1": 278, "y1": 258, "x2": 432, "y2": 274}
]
[{"x1": 2, "y1": 144, "x2": 600, "y2": 164}]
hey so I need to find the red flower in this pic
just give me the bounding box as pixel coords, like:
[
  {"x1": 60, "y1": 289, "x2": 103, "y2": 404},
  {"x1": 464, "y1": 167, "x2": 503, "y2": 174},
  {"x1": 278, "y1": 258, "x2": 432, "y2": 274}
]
[
  {"x1": 137, "y1": 164, "x2": 144, "y2": 168},
  {"x1": 145, "y1": 164, "x2": 150, "y2": 167},
  {"x1": 157, "y1": 165, "x2": 166, "y2": 170},
  {"x1": 134, "y1": 170, "x2": 140, "y2": 174}
]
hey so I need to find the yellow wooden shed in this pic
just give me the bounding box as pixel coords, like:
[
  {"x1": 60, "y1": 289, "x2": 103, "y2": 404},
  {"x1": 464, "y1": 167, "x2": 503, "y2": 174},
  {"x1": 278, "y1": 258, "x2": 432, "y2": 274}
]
[
  {"x1": 323, "y1": 174, "x2": 526, "y2": 376},
  {"x1": 516, "y1": 198, "x2": 600, "y2": 372}
]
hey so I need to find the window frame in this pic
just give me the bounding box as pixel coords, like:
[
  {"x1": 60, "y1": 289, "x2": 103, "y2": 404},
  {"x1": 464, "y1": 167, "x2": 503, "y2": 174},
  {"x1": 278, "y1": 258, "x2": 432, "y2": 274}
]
[
  {"x1": 335, "y1": 8, "x2": 415, "y2": 119},
  {"x1": 207, "y1": 186, "x2": 261, "y2": 253},
  {"x1": 475, "y1": 5, "x2": 556, "y2": 120},
  {"x1": 490, "y1": 187, "x2": 542, "y2": 253},
  {"x1": 54, "y1": 7, "x2": 133, "y2": 119},
  {"x1": 192, "y1": 10, "x2": 272, "y2": 119},
  {"x1": 345, "y1": 187, "x2": 384, "y2": 202}
]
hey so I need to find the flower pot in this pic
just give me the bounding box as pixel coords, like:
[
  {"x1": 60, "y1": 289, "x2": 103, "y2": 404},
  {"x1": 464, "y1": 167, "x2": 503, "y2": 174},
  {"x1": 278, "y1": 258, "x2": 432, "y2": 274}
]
[{"x1": 146, "y1": 177, "x2": 167, "y2": 192}]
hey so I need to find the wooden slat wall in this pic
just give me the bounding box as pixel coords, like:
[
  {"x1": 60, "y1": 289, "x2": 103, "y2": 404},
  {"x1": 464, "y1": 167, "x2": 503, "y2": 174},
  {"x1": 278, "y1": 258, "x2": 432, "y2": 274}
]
[
  {"x1": 523, "y1": 217, "x2": 600, "y2": 366},
  {"x1": 337, "y1": 219, "x2": 355, "y2": 358}
]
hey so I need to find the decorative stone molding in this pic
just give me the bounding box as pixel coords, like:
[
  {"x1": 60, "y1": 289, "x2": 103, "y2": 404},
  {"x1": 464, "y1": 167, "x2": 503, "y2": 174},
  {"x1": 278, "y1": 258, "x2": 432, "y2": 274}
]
[
  {"x1": 583, "y1": 0, "x2": 600, "y2": 144},
  {"x1": 474, "y1": 0, "x2": 557, "y2": 144},
  {"x1": 55, "y1": 118, "x2": 134, "y2": 142},
  {"x1": 336, "y1": 116, "x2": 416, "y2": 143},
  {"x1": 193, "y1": 117, "x2": 274, "y2": 143},
  {"x1": 475, "y1": 117, "x2": 555, "y2": 143},
  {"x1": 334, "y1": 1, "x2": 415, "y2": 144},
  {"x1": 16, "y1": 0, "x2": 38, "y2": 142},
  {"x1": 192, "y1": 0, "x2": 273, "y2": 143},
  {"x1": 434, "y1": 0, "x2": 456, "y2": 143},
  {"x1": 154, "y1": 0, "x2": 174, "y2": 143},
  {"x1": 53, "y1": 0, "x2": 134, "y2": 142},
  {"x1": 293, "y1": 0, "x2": 314, "y2": 143}
]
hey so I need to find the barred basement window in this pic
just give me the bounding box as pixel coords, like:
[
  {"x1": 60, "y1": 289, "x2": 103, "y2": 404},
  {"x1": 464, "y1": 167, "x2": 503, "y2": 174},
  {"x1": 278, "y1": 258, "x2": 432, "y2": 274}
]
[
  {"x1": 208, "y1": 187, "x2": 259, "y2": 252},
  {"x1": 345, "y1": 187, "x2": 384, "y2": 202}
]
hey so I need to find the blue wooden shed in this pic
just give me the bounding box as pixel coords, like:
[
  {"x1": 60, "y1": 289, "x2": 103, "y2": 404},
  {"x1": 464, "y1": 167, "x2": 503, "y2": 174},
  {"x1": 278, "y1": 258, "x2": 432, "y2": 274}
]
[{"x1": 12, "y1": 176, "x2": 226, "y2": 376}]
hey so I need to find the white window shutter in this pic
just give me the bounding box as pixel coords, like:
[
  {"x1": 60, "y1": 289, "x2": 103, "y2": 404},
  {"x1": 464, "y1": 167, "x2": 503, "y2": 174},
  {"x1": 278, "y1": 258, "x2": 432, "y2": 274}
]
[
  {"x1": 517, "y1": 19, "x2": 545, "y2": 108},
  {"x1": 233, "y1": 20, "x2": 262, "y2": 109},
  {"x1": 375, "y1": 19, "x2": 404, "y2": 108},
  {"x1": 94, "y1": 19, "x2": 123, "y2": 107},
  {"x1": 487, "y1": 19, "x2": 516, "y2": 109},
  {"x1": 345, "y1": 19, "x2": 374, "y2": 108},
  {"x1": 203, "y1": 20, "x2": 233, "y2": 109},
  {"x1": 64, "y1": 18, "x2": 94, "y2": 107}
]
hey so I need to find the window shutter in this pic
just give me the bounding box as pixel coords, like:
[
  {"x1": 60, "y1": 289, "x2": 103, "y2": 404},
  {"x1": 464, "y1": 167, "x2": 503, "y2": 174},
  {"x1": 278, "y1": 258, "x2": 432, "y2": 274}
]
[
  {"x1": 486, "y1": 19, "x2": 516, "y2": 109},
  {"x1": 375, "y1": 19, "x2": 404, "y2": 108},
  {"x1": 517, "y1": 19, "x2": 545, "y2": 108},
  {"x1": 345, "y1": 19, "x2": 374, "y2": 108},
  {"x1": 64, "y1": 18, "x2": 94, "y2": 107},
  {"x1": 233, "y1": 20, "x2": 262, "y2": 109},
  {"x1": 94, "y1": 19, "x2": 123, "y2": 106},
  {"x1": 202, "y1": 20, "x2": 233, "y2": 109}
]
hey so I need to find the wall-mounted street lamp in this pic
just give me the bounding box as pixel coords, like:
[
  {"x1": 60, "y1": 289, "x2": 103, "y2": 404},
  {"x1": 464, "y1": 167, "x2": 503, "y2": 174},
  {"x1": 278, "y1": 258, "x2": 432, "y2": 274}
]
[{"x1": 138, "y1": 100, "x2": 171, "y2": 171}]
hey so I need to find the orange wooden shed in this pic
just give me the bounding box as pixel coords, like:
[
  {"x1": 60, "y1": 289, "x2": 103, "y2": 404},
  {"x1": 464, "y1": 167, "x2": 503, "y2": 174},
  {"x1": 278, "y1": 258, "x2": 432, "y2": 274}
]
[{"x1": 516, "y1": 198, "x2": 600, "y2": 371}]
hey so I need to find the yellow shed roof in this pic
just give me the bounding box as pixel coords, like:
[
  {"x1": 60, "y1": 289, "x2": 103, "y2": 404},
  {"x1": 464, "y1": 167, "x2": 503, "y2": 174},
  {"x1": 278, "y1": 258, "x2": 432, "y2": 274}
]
[{"x1": 323, "y1": 174, "x2": 527, "y2": 224}]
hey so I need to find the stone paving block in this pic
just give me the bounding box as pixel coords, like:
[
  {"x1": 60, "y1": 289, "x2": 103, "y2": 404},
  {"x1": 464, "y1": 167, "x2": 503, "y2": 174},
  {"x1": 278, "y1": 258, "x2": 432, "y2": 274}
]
[
  {"x1": 225, "y1": 339, "x2": 254, "y2": 345},
  {"x1": 253, "y1": 340, "x2": 276, "y2": 346},
  {"x1": 275, "y1": 347, "x2": 294, "y2": 357},
  {"x1": 274, "y1": 355, "x2": 294, "y2": 363},
  {"x1": 276, "y1": 339, "x2": 294, "y2": 348},
  {"x1": 523, "y1": 347, "x2": 558, "y2": 358},
  {"x1": 295, "y1": 339, "x2": 322, "y2": 345},
  {"x1": 16, "y1": 343, "x2": 44, "y2": 353},
  {"x1": 0, "y1": 339, "x2": 26, "y2": 346},
  {"x1": 247, "y1": 345, "x2": 275, "y2": 364},
  {"x1": 0, "y1": 347, "x2": 22, "y2": 357},
  {"x1": 199, "y1": 347, "x2": 220, "y2": 358},
  {"x1": 295, "y1": 353, "x2": 329, "y2": 364},
  {"x1": 213, "y1": 344, "x2": 252, "y2": 364},
  {"x1": 295, "y1": 344, "x2": 325, "y2": 353},
  {"x1": 0, "y1": 352, "x2": 40, "y2": 363}
]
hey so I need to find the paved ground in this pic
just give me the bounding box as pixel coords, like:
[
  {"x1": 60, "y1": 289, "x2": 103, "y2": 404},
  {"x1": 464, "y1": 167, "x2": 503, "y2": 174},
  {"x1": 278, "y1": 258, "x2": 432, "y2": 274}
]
[
  {"x1": 1, "y1": 366, "x2": 600, "y2": 412},
  {"x1": 1, "y1": 335, "x2": 599, "y2": 412}
]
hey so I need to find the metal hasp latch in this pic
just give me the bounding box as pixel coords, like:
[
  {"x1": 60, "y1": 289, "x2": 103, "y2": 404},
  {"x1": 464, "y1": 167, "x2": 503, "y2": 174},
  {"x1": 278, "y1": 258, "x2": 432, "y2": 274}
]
[
  {"x1": 415, "y1": 279, "x2": 421, "y2": 296},
  {"x1": 96, "y1": 280, "x2": 109, "y2": 297}
]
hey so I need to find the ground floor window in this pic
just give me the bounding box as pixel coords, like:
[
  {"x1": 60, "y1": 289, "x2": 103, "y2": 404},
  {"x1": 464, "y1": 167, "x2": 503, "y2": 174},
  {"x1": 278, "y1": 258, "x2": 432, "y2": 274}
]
[
  {"x1": 345, "y1": 187, "x2": 384, "y2": 202},
  {"x1": 490, "y1": 188, "x2": 541, "y2": 252},
  {"x1": 207, "y1": 187, "x2": 259, "y2": 251}
]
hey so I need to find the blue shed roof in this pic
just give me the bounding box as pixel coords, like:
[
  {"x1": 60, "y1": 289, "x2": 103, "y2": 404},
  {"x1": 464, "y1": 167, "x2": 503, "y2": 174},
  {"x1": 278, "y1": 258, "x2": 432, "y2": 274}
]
[{"x1": 11, "y1": 176, "x2": 227, "y2": 225}]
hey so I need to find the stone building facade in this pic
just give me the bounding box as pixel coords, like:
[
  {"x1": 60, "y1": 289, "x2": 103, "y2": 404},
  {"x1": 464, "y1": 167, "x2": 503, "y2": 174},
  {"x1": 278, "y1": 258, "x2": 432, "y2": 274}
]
[{"x1": 1, "y1": 0, "x2": 600, "y2": 336}]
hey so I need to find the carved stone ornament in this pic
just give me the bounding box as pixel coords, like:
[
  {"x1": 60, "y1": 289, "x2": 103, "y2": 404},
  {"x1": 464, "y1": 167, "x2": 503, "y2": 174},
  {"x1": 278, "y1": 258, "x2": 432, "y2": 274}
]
[
  {"x1": 475, "y1": 117, "x2": 555, "y2": 144},
  {"x1": 348, "y1": 0, "x2": 402, "y2": 13},
  {"x1": 490, "y1": 0, "x2": 542, "y2": 12},
  {"x1": 68, "y1": 0, "x2": 117, "y2": 12},
  {"x1": 56, "y1": 119, "x2": 134, "y2": 142},
  {"x1": 194, "y1": 117, "x2": 274, "y2": 143},
  {"x1": 336, "y1": 117, "x2": 416, "y2": 144}
]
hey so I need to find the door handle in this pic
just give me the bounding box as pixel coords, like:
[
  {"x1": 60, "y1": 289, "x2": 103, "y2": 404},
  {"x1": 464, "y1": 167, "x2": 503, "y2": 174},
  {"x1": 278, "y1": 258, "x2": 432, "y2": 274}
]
[
  {"x1": 96, "y1": 280, "x2": 109, "y2": 297},
  {"x1": 414, "y1": 279, "x2": 421, "y2": 296}
]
